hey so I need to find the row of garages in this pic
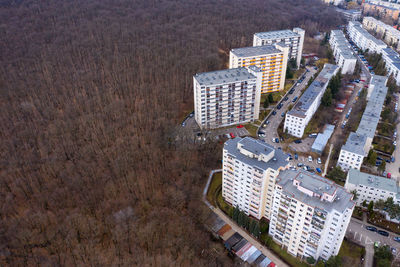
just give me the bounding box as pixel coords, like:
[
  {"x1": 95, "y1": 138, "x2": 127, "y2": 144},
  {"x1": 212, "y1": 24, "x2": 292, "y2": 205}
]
[{"x1": 208, "y1": 214, "x2": 276, "y2": 267}]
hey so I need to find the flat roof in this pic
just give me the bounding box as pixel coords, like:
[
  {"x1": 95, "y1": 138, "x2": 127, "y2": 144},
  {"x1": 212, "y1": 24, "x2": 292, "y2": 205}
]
[
  {"x1": 364, "y1": 17, "x2": 400, "y2": 38},
  {"x1": 331, "y1": 30, "x2": 357, "y2": 60},
  {"x1": 277, "y1": 170, "x2": 355, "y2": 213},
  {"x1": 254, "y1": 29, "x2": 300, "y2": 40},
  {"x1": 194, "y1": 67, "x2": 256, "y2": 86},
  {"x1": 224, "y1": 137, "x2": 289, "y2": 171},
  {"x1": 231, "y1": 45, "x2": 282, "y2": 58},
  {"x1": 288, "y1": 64, "x2": 339, "y2": 118},
  {"x1": 342, "y1": 132, "x2": 367, "y2": 155},
  {"x1": 349, "y1": 21, "x2": 387, "y2": 47},
  {"x1": 312, "y1": 124, "x2": 335, "y2": 152},
  {"x1": 347, "y1": 168, "x2": 400, "y2": 194}
]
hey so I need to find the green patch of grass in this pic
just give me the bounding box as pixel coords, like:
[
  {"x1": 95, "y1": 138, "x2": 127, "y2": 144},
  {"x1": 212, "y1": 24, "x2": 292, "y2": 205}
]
[
  {"x1": 216, "y1": 188, "x2": 233, "y2": 216},
  {"x1": 206, "y1": 172, "x2": 222, "y2": 205},
  {"x1": 244, "y1": 124, "x2": 258, "y2": 137},
  {"x1": 338, "y1": 239, "x2": 364, "y2": 267}
]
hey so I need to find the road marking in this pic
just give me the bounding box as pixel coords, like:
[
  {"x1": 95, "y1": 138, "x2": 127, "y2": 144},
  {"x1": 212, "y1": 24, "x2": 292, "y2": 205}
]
[
  {"x1": 359, "y1": 233, "x2": 363, "y2": 242},
  {"x1": 365, "y1": 236, "x2": 374, "y2": 245}
]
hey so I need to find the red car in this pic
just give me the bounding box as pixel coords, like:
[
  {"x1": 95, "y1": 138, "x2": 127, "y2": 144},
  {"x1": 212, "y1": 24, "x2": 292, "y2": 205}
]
[
  {"x1": 230, "y1": 133, "x2": 235, "y2": 139},
  {"x1": 236, "y1": 125, "x2": 244, "y2": 128},
  {"x1": 388, "y1": 173, "x2": 392, "y2": 179},
  {"x1": 361, "y1": 79, "x2": 366, "y2": 82}
]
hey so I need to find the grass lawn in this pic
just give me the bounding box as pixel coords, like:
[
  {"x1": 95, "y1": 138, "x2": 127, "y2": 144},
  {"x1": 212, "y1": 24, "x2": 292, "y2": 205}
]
[
  {"x1": 338, "y1": 239, "x2": 364, "y2": 267},
  {"x1": 206, "y1": 172, "x2": 222, "y2": 204},
  {"x1": 244, "y1": 123, "x2": 258, "y2": 137}
]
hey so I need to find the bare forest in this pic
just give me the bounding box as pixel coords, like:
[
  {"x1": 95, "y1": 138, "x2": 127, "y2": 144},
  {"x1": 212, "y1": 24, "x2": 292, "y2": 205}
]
[{"x1": 0, "y1": 0, "x2": 344, "y2": 265}]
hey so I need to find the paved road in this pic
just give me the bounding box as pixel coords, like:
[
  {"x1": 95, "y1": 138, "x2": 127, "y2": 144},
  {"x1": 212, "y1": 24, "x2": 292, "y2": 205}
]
[
  {"x1": 386, "y1": 94, "x2": 400, "y2": 181},
  {"x1": 347, "y1": 218, "x2": 400, "y2": 267},
  {"x1": 203, "y1": 170, "x2": 289, "y2": 267}
]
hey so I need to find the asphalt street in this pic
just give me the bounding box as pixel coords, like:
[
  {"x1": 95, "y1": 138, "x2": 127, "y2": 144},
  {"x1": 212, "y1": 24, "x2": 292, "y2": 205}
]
[{"x1": 386, "y1": 93, "x2": 400, "y2": 181}]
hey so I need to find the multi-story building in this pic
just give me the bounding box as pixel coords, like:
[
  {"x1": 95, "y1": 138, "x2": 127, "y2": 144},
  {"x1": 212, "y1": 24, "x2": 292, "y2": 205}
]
[
  {"x1": 222, "y1": 137, "x2": 290, "y2": 220},
  {"x1": 336, "y1": 8, "x2": 362, "y2": 21},
  {"x1": 337, "y1": 132, "x2": 368, "y2": 171},
  {"x1": 253, "y1": 28, "x2": 305, "y2": 69},
  {"x1": 284, "y1": 64, "x2": 339, "y2": 138},
  {"x1": 329, "y1": 30, "x2": 357, "y2": 74},
  {"x1": 363, "y1": 1, "x2": 400, "y2": 21},
  {"x1": 363, "y1": 17, "x2": 400, "y2": 51},
  {"x1": 381, "y1": 47, "x2": 400, "y2": 85},
  {"x1": 324, "y1": 0, "x2": 344, "y2": 6},
  {"x1": 229, "y1": 44, "x2": 289, "y2": 93},
  {"x1": 193, "y1": 66, "x2": 262, "y2": 129},
  {"x1": 337, "y1": 75, "x2": 388, "y2": 171},
  {"x1": 269, "y1": 170, "x2": 355, "y2": 261},
  {"x1": 347, "y1": 21, "x2": 387, "y2": 53},
  {"x1": 345, "y1": 168, "x2": 400, "y2": 206}
]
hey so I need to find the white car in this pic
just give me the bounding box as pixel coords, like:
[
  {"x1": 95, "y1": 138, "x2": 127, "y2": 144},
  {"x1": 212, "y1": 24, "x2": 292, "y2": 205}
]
[
  {"x1": 308, "y1": 156, "x2": 313, "y2": 162},
  {"x1": 272, "y1": 138, "x2": 275, "y2": 143},
  {"x1": 317, "y1": 158, "x2": 322, "y2": 164}
]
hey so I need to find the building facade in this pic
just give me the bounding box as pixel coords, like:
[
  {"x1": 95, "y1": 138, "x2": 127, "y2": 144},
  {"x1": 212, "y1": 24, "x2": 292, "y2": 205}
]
[
  {"x1": 222, "y1": 137, "x2": 289, "y2": 220},
  {"x1": 284, "y1": 64, "x2": 339, "y2": 138},
  {"x1": 363, "y1": 1, "x2": 400, "y2": 22},
  {"x1": 363, "y1": 16, "x2": 400, "y2": 51},
  {"x1": 381, "y1": 47, "x2": 400, "y2": 85},
  {"x1": 345, "y1": 168, "x2": 400, "y2": 206},
  {"x1": 193, "y1": 66, "x2": 262, "y2": 129},
  {"x1": 347, "y1": 21, "x2": 387, "y2": 53},
  {"x1": 229, "y1": 44, "x2": 289, "y2": 93},
  {"x1": 269, "y1": 170, "x2": 355, "y2": 261},
  {"x1": 337, "y1": 132, "x2": 368, "y2": 171},
  {"x1": 330, "y1": 30, "x2": 357, "y2": 74},
  {"x1": 336, "y1": 8, "x2": 362, "y2": 21},
  {"x1": 253, "y1": 28, "x2": 305, "y2": 69}
]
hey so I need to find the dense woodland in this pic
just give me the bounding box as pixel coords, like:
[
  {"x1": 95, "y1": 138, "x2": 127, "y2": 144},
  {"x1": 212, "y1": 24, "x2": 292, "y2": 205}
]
[{"x1": 0, "y1": 0, "x2": 344, "y2": 265}]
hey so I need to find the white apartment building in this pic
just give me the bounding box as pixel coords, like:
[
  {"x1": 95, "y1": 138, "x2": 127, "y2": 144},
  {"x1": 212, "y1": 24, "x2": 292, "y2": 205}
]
[
  {"x1": 229, "y1": 44, "x2": 289, "y2": 93},
  {"x1": 330, "y1": 30, "x2": 357, "y2": 74},
  {"x1": 366, "y1": 0, "x2": 400, "y2": 10},
  {"x1": 253, "y1": 28, "x2": 305, "y2": 69},
  {"x1": 284, "y1": 64, "x2": 339, "y2": 138},
  {"x1": 381, "y1": 47, "x2": 400, "y2": 85},
  {"x1": 337, "y1": 75, "x2": 388, "y2": 171},
  {"x1": 337, "y1": 132, "x2": 368, "y2": 171},
  {"x1": 222, "y1": 137, "x2": 290, "y2": 220},
  {"x1": 324, "y1": 0, "x2": 344, "y2": 6},
  {"x1": 269, "y1": 170, "x2": 355, "y2": 261},
  {"x1": 336, "y1": 8, "x2": 362, "y2": 21},
  {"x1": 347, "y1": 21, "x2": 387, "y2": 53},
  {"x1": 363, "y1": 16, "x2": 400, "y2": 51},
  {"x1": 193, "y1": 66, "x2": 262, "y2": 129},
  {"x1": 345, "y1": 168, "x2": 400, "y2": 206}
]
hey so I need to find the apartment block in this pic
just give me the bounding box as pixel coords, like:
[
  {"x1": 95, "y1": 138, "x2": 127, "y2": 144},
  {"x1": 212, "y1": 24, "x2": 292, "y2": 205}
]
[
  {"x1": 323, "y1": 0, "x2": 344, "y2": 7},
  {"x1": 222, "y1": 137, "x2": 290, "y2": 220},
  {"x1": 193, "y1": 66, "x2": 262, "y2": 129},
  {"x1": 284, "y1": 64, "x2": 339, "y2": 138},
  {"x1": 381, "y1": 47, "x2": 400, "y2": 85},
  {"x1": 345, "y1": 169, "x2": 400, "y2": 206},
  {"x1": 347, "y1": 21, "x2": 387, "y2": 53},
  {"x1": 363, "y1": 17, "x2": 400, "y2": 51},
  {"x1": 337, "y1": 75, "x2": 387, "y2": 171},
  {"x1": 363, "y1": 1, "x2": 400, "y2": 21},
  {"x1": 329, "y1": 30, "x2": 357, "y2": 74},
  {"x1": 336, "y1": 8, "x2": 362, "y2": 21},
  {"x1": 253, "y1": 28, "x2": 305, "y2": 69},
  {"x1": 269, "y1": 170, "x2": 355, "y2": 261},
  {"x1": 229, "y1": 44, "x2": 289, "y2": 93}
]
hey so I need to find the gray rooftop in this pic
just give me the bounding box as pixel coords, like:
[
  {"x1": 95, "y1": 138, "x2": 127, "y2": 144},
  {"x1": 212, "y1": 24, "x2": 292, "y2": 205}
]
[
  {"x1": 330, "y1": 30, "x2": 357, "y2": 60},
  {"x1": 347, "y1": 169, "x2": 400, "y2": 194},
  {"x1": 194, "y1": 67, "x2": 256, "y2": 86},
  {"x1": 288, "y1": 64, "x2": 339, "y2": 118},
  {"x1": 231, "y1": 45, "x2": 282, "y2": 58},
  {"x1": 342, "y1": 132, "x2": 367, "y2": 155},
  {"x1": 254, "y1": 29, "x2": 300, "y2": 40},
  {"x1": 349, "y1": 21, "x2": 387, "y2": 47},
  {"x1": 224, "y1": 137, "x2": 289, "y2": 171},
  {"x1": 311, "y1": 124, "x2": 335, "y2": 153},
  {"x1": 383, "y1": 47, "x2": 400, "y2": 69},
  {"x1": 277, "y1": 170, "x2": 355, "y2": 213}
]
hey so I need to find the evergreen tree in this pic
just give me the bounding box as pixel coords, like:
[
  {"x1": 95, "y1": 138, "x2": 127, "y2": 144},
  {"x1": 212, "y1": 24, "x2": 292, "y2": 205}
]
[
  {"x1": 263, "y1": 97, "x2": 269, "y2": 108},
  {"x1": 233, "y1": 206, "x2": 239, "y2": 222},
  {"x1": 268, "y1": 94, "x2": 274, "y2": 103},
  {"x1": 249, "y1": 220, "x2": 255, "y2": 234},
  {"x1": 253, "y1": 222, "x2": 260, "y2": 238}
]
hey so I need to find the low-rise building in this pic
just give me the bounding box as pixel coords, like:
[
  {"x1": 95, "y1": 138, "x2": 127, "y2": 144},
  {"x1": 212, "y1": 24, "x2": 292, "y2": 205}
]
[
  {"x1": 222, "y1": 137, "x2": 290, "y2": 220},
  {"x1": 193, "y1": 66, "x2": 262, "y2": 129},
  {"x1": 345, "y1": 168, "x2": 400, "y2": 205},
  {"x1": 253, "y1": 28, "x2": 305, "y2": 69},
  {"x1": 311, "y1": 124, "x2": 335, "y2": 154},
  {"x1": 347, "y1": 21, "x2": 387, "y2": 53},
  {"x1": 269, "y1": 170, "x2": 355, "y2": 261},
  {"x1": 284, "y1": 64, "x2": 339, "y2": 138},
  {"x1": 329, "y1": 30, "x2": 357, "y2": 74},
  {"x1": 363, "y1": 16, "x2": 400, "y2": 51},
  {"x1": 229, "y1": 44, "x2": 289, "y2": 93},
  {"x1": 336, "y1": 8, "x2": 362, "y2": 21},
  {"x1": 337, "y1": 132, "x2": 368, "y2": 171}
]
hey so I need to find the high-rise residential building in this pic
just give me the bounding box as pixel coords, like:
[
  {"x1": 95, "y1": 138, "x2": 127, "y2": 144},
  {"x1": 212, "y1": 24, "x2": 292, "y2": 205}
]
[
  {"x1": 229, "y1": 44, "x2": 289, "y2": 93},
  {"x1": 269, "y1": 170, "x2": 355, "y2": 261},
  {"x1": 253, "y1": 28, "x2": 305, "y2": 69},
  {"x1": 193, "y1": 66, "x2": 262, "y2": 129},
  {"x1": 222, "y1": 137, "x2": 290, "y2": 220},
  {"x1": 284, "y1": 64, "x2": 339, "y2": 138},
  {"x1": 329, "y1": 30, "x2": 357, "y2": 75},
  {"x1": 337, "y1": 75, "x2": 388, "y2": 171},
  {"x1": 347, "y1": 21, "x2": 387, "y2": 53},
  {"x1": 345, "y1": 169, "x2": 400, "y2": 206},
  {"x1": 363, "y1": 17, "x2": 400, "y2": 51}
]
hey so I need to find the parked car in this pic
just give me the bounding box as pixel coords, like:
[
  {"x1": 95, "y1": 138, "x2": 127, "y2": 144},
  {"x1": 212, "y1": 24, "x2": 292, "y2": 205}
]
[
  {"x1": 393, "y1": 236, "x2": 400, "y2": 242},
  {"x1": 281, "y1": 112, "x2": 285, "y2": 118},
  {"x1": 258, "y1": 131, "x2": 265, "y2": 138},
  {"x1": 392, "y1": 248, "x2": 397, "y2": 255},
  {"x1": 388, "y1": 173, "x2": 392, "y2": 179},
  {"x1": 289, "y1": 88, "x2": 295, "y2": 94},
  {"x1": 275, "y1": 138, "x2": 279, "y2": 143},
  {"x1": 283, "y1": 96, "x2": 289, "y2": 101},
  {"x1": 272, "y1": 111, "x2": 277, "y2": 115},
  {"x1": 236, "y1": 124, "x2": 244, "y2": 128},
  {"x1": 294, "y1": 153, "x2": 298, "y2": 160},
  {"x1": 181, "y1": 122, "x2": 186, "y2": 127},
  {"x1": 316, "y1": 168, "x2": 322, "y2": 173},
  {"x1": 366, "y1": 226, "x2": 377, "y2": 232},
  {"x1": 229, "y1": 133, "x2": 235, "y2": 139},
  {"x1": 309, "y1": 133, "x2": 318, "y2": 138},
  {"x1": 272, "y1": 138, "x2": 275, "y2": 143},
  {"x1": 297, "y1": 163, "x2": 304, "y2": 167},
  {"x1": 294, "y1": 139, "x2": 302, "y2": 144},
  {"x1": 277, "y1": 103, "x2": 283, "y2": 110},
  {"x1": 308, "y1": 156, "x2": 313, "y2": 162},
  {"x1": 292, "y1": 96, "x2": 298, "y2": 103},
  {"x1": 266, "y1": 120, "x2": 270, "y2": 125},
  {"x1": 378, "y1": 230, "x2": 389, "y2": 237},
  {"x1": 317, "y1": 158, "x2": 322, "y2": 164}
]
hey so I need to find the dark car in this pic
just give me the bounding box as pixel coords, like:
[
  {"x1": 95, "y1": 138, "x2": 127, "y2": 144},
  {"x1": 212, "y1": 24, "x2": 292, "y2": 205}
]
[
  {"x1": 297, "y1": 163, "x2": 304, "y2": 167},
  {"x1": 366, "y1": 226, "x2": 377, "y2": 232},
  {"x1": 376, "y1": 160, "x2": 382, "y2": 166},
  {"x1": 378, "y1": 230, "x2": 389, "y2": 237},
  {"x1": 277, "y1": 103, "x2": 283, "y2": 110},
  {"x1": 272, "y1": 111, "x2": 277, "y2": 115},
  {"x1": 292, "y1": 96, "x2": 298, "y2": 103},
  {"x1": 394, "y1": 237, "x2": 400, "y2": 242},
  {"x1": 294, "y1": 153, "x2": 298, "y2": 160},
  {"x1": 283, "y1": 96, "x2": 289, "y2": 101},
  {"x1": 289, "y1": 89, "x2": 295, "y2": 94},
  {"x1": 294, "y1": 139, "x2": 302, "y2": 144},
  {"x1": 275, "y1": 138, "x2": 279, "y2": 143}
]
